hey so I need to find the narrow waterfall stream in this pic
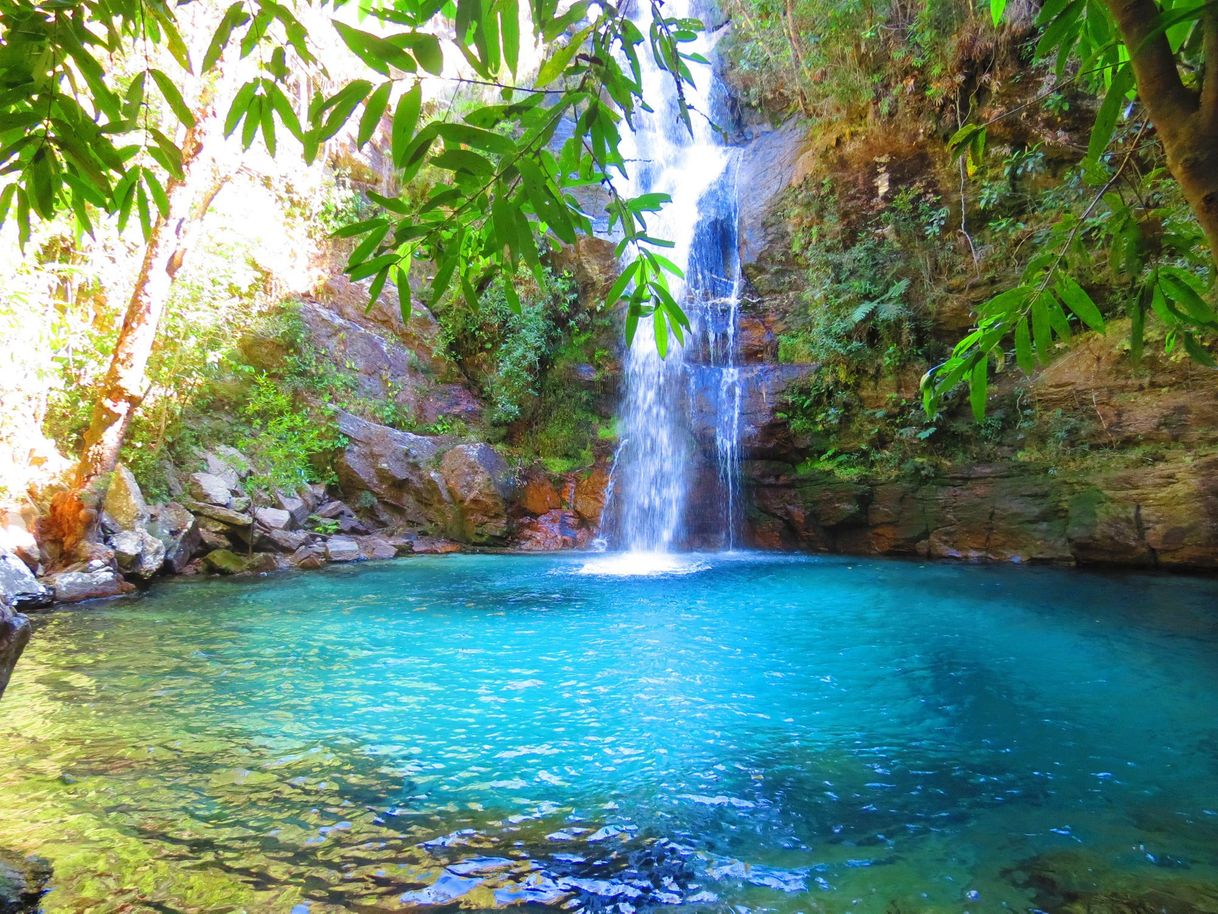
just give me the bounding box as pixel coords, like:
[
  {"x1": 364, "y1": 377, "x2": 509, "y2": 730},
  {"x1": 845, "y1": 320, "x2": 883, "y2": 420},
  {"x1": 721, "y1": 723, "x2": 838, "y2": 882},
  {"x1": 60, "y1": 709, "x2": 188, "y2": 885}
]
[{"x1": 599, "y1": 0, "x2": 744, "y2": 557}]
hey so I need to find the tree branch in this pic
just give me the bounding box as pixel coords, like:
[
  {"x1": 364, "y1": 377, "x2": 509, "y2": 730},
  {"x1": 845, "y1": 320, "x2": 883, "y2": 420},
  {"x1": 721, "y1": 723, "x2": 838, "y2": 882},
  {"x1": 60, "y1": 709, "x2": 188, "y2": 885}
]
[{"x1": 1103, "y1": 0, "x2": 1198, "y2": 126}]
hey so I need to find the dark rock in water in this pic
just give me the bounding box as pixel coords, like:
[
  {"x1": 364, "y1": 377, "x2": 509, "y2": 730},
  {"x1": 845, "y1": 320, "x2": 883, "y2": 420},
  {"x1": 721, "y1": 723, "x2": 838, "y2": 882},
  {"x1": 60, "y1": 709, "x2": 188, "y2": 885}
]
[
  {"x1": 43, "y1": 565, "x2": 133, "y2": 603},
  {"x1": 334, "y1": 411, "x2": 450, "y2": 529},
  {"x1": 1011, "y1": 849, "x2": 1218, "y2": 914},
  {"x1": 0, "y1": 603, "x2": 32, "y2": 700},
  {"x1": 0, "y1": 849, "x2": 51, "y2": 913},
  {"x1": 439, "y1": 444, "x2": 513, "y2": 544},
  {"x1": 0, "y1": 551, "x2": 50, "y2": 609}
]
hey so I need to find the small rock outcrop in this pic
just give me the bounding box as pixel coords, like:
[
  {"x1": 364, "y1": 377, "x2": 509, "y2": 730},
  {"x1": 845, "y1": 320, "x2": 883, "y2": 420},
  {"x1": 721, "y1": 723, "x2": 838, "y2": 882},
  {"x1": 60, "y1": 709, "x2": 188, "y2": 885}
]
[
  {"x1": 0, "y1": 601, "x2": 32, "y2": 701},
  {"x1": 0, "y1": 848, "x2": 51, "y2": 912},
  {"x1": 0, "y1": 551, "x2": 50, "y2": 609},
  {"x1": 439, "y1": 444, "x2": 513, "y2": 544}
]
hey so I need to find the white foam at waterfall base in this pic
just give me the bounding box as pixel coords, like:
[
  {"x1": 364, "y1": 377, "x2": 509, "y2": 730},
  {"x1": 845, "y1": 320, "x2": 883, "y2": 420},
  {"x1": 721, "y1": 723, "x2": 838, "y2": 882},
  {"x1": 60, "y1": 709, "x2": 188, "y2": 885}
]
[{"x1": 574, "y1": 552, "x2": 711, "y2": 577}]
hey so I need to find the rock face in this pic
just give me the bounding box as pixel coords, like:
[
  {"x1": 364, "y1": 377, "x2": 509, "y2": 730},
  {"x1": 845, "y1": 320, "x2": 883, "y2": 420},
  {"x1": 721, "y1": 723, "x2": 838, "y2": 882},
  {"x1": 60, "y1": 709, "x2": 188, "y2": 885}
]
[
  {"x1": 439, "y1": 444, "x2": 513, "y2": 544},
  {"x1": 0, "y1": 602, "x2": 32, "y2": 701},
  {"x1": 736, "y1": 121, "x2": 812, "y2": 267},
  {"x1": 336, "y1": 410, "x2": 450, "y2": 526}
]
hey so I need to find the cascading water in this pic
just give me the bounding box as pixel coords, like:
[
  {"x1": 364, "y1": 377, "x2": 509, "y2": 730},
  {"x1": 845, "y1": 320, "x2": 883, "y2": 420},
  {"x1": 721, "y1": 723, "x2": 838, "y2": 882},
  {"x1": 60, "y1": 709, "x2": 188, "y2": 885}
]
[{"x1": 596, "y1": 0, "x2": 744, "y2": 560}]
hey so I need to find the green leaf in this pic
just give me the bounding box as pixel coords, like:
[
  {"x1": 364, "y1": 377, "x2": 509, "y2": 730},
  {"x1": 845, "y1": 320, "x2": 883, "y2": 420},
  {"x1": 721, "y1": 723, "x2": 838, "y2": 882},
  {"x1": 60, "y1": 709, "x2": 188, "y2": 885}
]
[
  {"x1": 1015, "y1": 317, "x2": 1034, "y2": 374},
  {"x1": 150, "y1": 69, "x2": 195, "y2": 127},
  {"x1": 1085, "y1": 64, "x2": 1134, "y2": 176},
  {"x1": 224, "y1": 80, "x2": 259, "y2": 136},
  {"x1": 1031, "y1": 291, "x2": 1053, "y2": 360},
  {"x1": 499, "y1": 0, "x2": 520, "y2": 74},
  {"x1": 1182, "y1": 333, "x2": 1217, "y2": 367},
  {"x1": 653, "y1": 306, "x2": 669, "y2": 357},
  {"x1": 990, "y1": 0, "x2": 1008, "y2": 26},
  {"x1": 1056, "y1": 274, "x2": 1105, "y2": 331},
  {"x1": 391, "y1": 83, "x2": 423, "y2": 168},
  {"x1": 357, "y1": 81, "x2": 392, "y2": 147},
  {"x1": 203, "y1": 2, "x2": 248, "y2": 72},
  {"x1": 535, "y1": 25, "x2": 593, "y2": 87},
  {"x1": 969, "y1": 358, "x2": 988, "y2": 420}
]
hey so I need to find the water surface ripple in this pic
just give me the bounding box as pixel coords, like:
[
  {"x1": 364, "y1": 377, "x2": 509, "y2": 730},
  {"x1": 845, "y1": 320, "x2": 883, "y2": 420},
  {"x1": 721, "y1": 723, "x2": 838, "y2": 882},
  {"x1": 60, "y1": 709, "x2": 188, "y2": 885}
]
[{"x1": 4, "y1": 553, "x2": 1218, "y2": 912}]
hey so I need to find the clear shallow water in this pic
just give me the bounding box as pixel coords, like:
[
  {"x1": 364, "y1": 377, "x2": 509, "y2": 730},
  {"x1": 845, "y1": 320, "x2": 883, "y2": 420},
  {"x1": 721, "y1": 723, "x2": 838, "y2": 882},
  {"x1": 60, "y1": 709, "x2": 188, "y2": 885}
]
[{"x1": 4, "y1": 553, "x2": 1218, "y2": 913}]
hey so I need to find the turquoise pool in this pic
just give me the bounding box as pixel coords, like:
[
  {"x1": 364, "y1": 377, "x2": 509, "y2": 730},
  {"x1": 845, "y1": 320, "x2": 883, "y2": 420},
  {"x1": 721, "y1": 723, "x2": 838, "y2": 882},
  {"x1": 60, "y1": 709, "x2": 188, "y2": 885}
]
[{"x1": 3, "y1": 553, "x2": 1218, "y2": 912}]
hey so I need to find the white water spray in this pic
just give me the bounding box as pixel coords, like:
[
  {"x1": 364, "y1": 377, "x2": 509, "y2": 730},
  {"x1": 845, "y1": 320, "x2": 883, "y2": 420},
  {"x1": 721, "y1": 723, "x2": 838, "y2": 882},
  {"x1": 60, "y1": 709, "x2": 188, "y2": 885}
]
[{"x1": 596, "y1": 0, "x2": 744, "y2": 560}]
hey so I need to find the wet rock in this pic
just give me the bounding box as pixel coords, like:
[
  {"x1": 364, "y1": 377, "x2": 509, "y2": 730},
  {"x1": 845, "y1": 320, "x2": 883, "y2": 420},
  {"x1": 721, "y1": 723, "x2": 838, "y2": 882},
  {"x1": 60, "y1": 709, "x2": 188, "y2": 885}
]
[
  {"x1": 102, "y1": 464, "x2": 147, "y2": 531},
  {"x1": 690, "y1": 363, "x2": 815, "y2": 461},
  {"x1": 516, "y1": 510, "x2": 583, "y2": 551},
  {"x1": 187, "y1": 502, "x2": 253, "y2": 528},
  {"x1": 573, "y1": 466, "x2": 609, "y2": 524},
  {"x1": 188, "y1": 472, "x2": 233, "y2": 508},
  {"x1": 439, "y1": 444, "x2": 513, "y2": 544},
  {"x1": 519, "y1": 474, "x2": 562, "y2": 515},
  {"x1": 0, "y1": 849, "x2": 51, "y2": 913},
  {"x1": 0, "y1": 603, "x2": 32, "y2": 700},
  {"x1": 290, "y1": 543, "x2": 328, "y2": 569},
  {"x1": 203, "y1": 549, "x2": 253, "y2": 575},
  {"x1": 43, "y1": 566, "x2": 133, "y2": 603},
  {"x1": 325, "y1": 536, "x2": 361, "y2": 562},
  {"x1": 253, "y1": 507, "x2": 292, "y2": 530},
  {"x1": 0, "y1": 551, "x2": 50, "y2": 609},
  {"x1": 110, "y1": 528, "x2": 166, "y2": 580},
  {"x1": 410, "y1": 536, "x2": 462, "y2": 555},
  {"x1": 146, "y1": 503, "x2": 202, "y2": 573},
  {"x1": 737, "y1": 121, "x2": 811, "y2": 267}
]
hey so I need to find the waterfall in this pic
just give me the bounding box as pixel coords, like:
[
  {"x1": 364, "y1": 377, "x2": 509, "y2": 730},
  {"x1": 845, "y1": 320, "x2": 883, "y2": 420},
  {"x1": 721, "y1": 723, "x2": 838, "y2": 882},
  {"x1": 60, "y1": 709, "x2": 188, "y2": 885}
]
[{"x1": 597, "y1": 0, "x2": 743, "y2": 557}]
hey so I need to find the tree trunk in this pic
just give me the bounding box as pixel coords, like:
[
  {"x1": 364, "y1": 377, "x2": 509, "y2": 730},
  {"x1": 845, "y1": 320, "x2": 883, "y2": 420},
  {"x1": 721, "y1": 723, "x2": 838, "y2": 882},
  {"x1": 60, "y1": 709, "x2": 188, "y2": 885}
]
[
  {"x1": 1103, "y1": 0, "x2": 1218, "y2": 264},
  {"x1": 45, "y1": 116, "x2": 225, "y2": 563}
]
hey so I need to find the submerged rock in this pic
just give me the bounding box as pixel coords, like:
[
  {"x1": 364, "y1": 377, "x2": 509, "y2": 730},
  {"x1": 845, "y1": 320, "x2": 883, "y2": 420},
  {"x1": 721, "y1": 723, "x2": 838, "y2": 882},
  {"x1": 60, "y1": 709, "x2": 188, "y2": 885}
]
[
  {"x1": 0, "y1": 603, "x2": 32, "y2": 700},
  {"x1": 0, "y1": 849, "x2": 50, "y2": 913},
  {"x1": 202, "y1": 549, "x2": 253, "y2": 575}
]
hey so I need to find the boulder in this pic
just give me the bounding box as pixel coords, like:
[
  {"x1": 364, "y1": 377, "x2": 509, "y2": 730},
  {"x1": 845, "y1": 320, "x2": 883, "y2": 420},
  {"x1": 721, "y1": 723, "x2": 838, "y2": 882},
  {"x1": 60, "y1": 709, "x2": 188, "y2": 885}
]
[
  {"x1": 0, "y1": 848, "x2": 51, "y2": 913},
  {"x1": 102, "y1": 464, "x2": 147, "y2": 531},
  {"x1": 520, "y1": 474, "x2": 561, "y2": 515},
  {"x1": 0, "y1": 602, "x2": 32, "y2": 700},
  {"x1": 43, "y1": 566, "x2": 134, "y2": 603},
  {"x1": 187, "y1": 502, "x2": 253, "y2": 528},
  {"x1": 253, "y1": 507, "x2": 292, "y2": 530},
  {"x1": 335, "y1": 411, "x2": 451, "y2": 527},
  {"x1": 203, "y1": 549, "x2": 253, "y2": 575},
  {"x1": 203, "y1": 446, "x2": 252, "y2": 488},
  {"x1": 188, "y1": 472, "x2": 233, "y2": 508},
  {"x1": 274, "y1": 493, "x2": 310, "y2": 527},
  {"x1": 356, "y1": 535, "x2": 396, "y2": 560},
  {"x1": 257, "y1": 528, "x2": 312, "y2": 553},
  {"x1": 325, "y1": 536, "x2": 361, "y2": 562},
  {"x1": 0, "y1": 550, "x2": 50, "y2": 609},
  {"x1": 439, "y1": 443, "x2": 513, "y2": 543},
  {"x1": 290, "y1": 544, "x2": 328, "y2": 569},
  {"x1": 146, "y1": 503, "x2": 202, "y2": 573},
  {"x1": 110, "y1": 528, "x2": 166, "y2": 580}
]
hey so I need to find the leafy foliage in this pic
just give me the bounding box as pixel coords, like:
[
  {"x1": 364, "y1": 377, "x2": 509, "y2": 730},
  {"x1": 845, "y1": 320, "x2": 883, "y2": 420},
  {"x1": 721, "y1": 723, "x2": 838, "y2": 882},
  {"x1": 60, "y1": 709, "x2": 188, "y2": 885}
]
[
  {"x1": 923, "y1": 0, "x2": 1218, "y2": 418},
  {"x1": 0, "y1": 0, "x2": 710, "y2": 346}
]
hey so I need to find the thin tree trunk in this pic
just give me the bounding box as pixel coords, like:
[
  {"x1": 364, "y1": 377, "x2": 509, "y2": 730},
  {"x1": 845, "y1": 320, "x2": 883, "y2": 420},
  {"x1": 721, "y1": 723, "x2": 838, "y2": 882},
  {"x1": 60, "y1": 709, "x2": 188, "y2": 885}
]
[
  {"x1": 45, "y1": 115, "x2": 226, "y2": 563},
  {"x1": 1103, "y1": 0, "x2": 1218, "y2": 264}
]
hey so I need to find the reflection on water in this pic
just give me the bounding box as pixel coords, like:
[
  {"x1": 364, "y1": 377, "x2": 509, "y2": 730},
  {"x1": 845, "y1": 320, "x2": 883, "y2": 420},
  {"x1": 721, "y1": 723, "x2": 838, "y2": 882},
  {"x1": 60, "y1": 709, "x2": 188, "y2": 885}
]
[{"x1": 3, "y1": 554, "x2": 1218, "y2": 912}]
